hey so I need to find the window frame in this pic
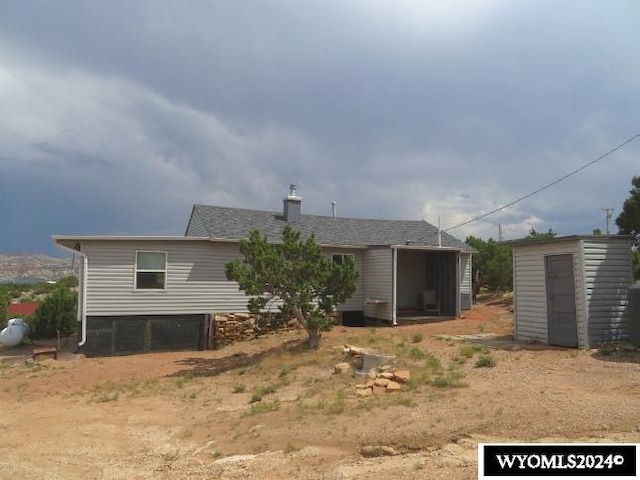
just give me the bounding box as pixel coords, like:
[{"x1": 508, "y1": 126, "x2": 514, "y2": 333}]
[
  {"x1": 134, "y1": 250, "x2": 168, "y2": 291},
  {"x1": 331, "y1": 253, "x2": 355, "y2": 265}
]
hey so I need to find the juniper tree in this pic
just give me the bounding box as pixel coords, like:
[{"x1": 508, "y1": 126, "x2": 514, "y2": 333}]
[
  {"x1": 32, "y1": 287, "x2": 77, "y2": 338},
  {"x1": 225, "y1": 225, "x2": 359, "y2": 349},
  {"x1": 616, "y1": 175, "x2": 640, "y2": 247}
]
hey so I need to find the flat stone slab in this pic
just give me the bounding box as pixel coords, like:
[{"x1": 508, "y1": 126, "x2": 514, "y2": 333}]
[
  {"x1": 435, "y1": 333, "x2": 521, "y2": 349},
  {"x1": 214, "y1": 454, "x2": 256, "y2": 465}
]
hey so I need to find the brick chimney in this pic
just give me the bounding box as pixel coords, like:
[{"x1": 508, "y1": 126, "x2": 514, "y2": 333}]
[{"x1": 283, "y1": 184, "x2": 301, "y2": 223}]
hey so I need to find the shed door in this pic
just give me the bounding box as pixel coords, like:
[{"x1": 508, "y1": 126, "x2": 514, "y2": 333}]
[{"x1": 545, "y1": 254, "x2": 578, "y2": 347}]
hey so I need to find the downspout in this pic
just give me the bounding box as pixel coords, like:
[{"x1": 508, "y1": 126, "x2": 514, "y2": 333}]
[
  {"x1": 512, "y1": 247, "x2": 517, "y2": 340},
  {"x1": 78, "y1": 252, "x2": 88, "y2": 347},
  {"x1": 456, "y1": 252, "x2": 461, "y2": 318},
  {"x1": 56, "y1": 243, "x2": 88, "y2": 348},
  {"x1": 392, "y1": 247, "x2": 397, "y2": 327}
]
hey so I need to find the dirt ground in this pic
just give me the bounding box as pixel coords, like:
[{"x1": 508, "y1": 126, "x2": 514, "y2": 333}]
[{"x1": 1, "y1": 297, "x2": 640, "y2": 479}]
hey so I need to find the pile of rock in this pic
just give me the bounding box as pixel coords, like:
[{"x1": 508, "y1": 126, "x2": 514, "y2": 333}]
[
  {"x1": 210, "y1": 313, "x2": 300, "y2": 348},
  {"x1": 337, "y1": 344, "x2": 411, "y2": 395},
  {"x1": 353, "y1": 366, "x2": 410, "y2": 397}
]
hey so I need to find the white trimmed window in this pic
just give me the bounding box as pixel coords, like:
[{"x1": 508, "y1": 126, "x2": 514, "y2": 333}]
[
  {"x1": 332, "y1": 253, "x2": 355, "y2": 265},
  {"x1": 135, "y1": 251, "x2": 167, "y2": 290}
]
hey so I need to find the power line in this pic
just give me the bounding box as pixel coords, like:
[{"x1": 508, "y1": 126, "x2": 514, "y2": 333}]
[
  {"x1": 444, "y1": 132, "x2": 640, "y2": 232},
  {"x1": 558, "y1": 219, "x2": 604, "y2": 236}
]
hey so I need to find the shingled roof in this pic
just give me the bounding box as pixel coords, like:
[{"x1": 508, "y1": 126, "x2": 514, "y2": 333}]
[{"x1": 186, "y1": 204, "x2": 472, "y2": 251}]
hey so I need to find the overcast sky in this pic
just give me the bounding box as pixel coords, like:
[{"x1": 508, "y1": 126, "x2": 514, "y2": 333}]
[{"x1": 1, "y1": 1, "x2": 639, "y2": 255}]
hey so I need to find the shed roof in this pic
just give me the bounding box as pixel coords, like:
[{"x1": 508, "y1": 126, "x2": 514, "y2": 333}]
[
  {"x1": 503, "y1": 234, "x2": 633, "y2": 248},
  {"x1": 187, "y1": 204, "x2": 473, "y2": 251}
]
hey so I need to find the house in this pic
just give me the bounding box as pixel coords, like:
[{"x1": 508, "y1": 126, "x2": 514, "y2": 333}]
[
  {"x1": 507, "y1": 235, "x2": 634, "y2": 349},
  {"x1": 54, "y1": 186, "x2": 474, "y2": 356},
  {"x1": 7, "y1": 302, "x2": 39, "y2": 318}
]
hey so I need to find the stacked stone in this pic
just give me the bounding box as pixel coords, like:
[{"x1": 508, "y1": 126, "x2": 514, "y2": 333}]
[
  {"x1": 353, "y1": 366, "x2": 410, "y2": 397},
  {"x1": 211, "y1": 313, "x2": 301, "y2": 348}
]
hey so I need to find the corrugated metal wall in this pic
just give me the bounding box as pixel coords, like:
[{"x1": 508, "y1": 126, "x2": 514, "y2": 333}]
[
  {"x1": 513, "y1": 241, "x2": 585, "y2": 346},
  {"x1": 513, "y1": 237, "x2": 633, "y2": 348},
  {"x1": 583, "y1": 238, "x2": 633, "y2": 343},
  {"x1": 460, "y1": 253, "x2": 472, "y2": 310}
]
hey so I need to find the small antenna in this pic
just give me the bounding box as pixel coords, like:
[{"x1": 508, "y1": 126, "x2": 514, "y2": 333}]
[
  {"x1": 600, "y1": 207, "x2": 614, "y2": 234},
  {"x1": 438, "y1": 216, "x2": 442, "y2": 247}
]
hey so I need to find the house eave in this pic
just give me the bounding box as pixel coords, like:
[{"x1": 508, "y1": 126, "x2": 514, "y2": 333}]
[
  {"x1": 392, "y1": 244, "x2": 476, "y2": 253},
  {"x1": 53, "y1": 235, "x2": 211, "y2": 242}
]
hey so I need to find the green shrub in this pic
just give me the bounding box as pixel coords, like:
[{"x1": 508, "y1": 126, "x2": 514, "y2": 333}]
[
  {"x1": 412, "y1": 333, "x2": 424, "y2": 343},
  {"x1": 250, "y1": 384, "x2": 278, "y2": 403},
  {"x1": 409, "y1": 347, "x2": 427, "y2": 359},
  {"x1": 459, "y1": 345, "x2": 482, "y2": 358},
  {"x1": 597, "y1": 344, "x2": 616, "y2": 357},
  {"x1": 0, "y1": 293, "x2": 8, "y2": 324},
  {"x1": 279, "y1": 364, "x2": 297, "y2": 378},
  {"x1": 432, "y1": 365, "x2": 467, "y2": 388},
  {"x1": 424, "y1": 354, "x2": 442, "y2": 371},
  {"x1": 475, "y1": 354, "x2": 497, "y2": 368},
  {"x1": 324, "y1": 390, "x2": 346, "y2": 414},
  {"x1": 30, "y1": 287, "x2": 77, "y2": 338},
  {"x1": 243, "y1": 401, "x2": 280, "y2": 416}
]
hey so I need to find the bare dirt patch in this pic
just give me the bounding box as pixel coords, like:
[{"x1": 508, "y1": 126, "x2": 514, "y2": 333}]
[{"x1": 1, "y1": 299, "x2": 640, "y2": 479}]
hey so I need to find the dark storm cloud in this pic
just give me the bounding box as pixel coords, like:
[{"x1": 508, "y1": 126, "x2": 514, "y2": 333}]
[{"x1": 0, "y1": 0, "x2": 638, "y2": 252}]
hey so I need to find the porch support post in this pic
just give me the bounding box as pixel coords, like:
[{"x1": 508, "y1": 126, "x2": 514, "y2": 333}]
[
  {"x1": 392, "y1": 247, "x2": 397, "y2": 326},
  {"x1": 456, "y1": 252, "x2": 461, "y2": 318}
]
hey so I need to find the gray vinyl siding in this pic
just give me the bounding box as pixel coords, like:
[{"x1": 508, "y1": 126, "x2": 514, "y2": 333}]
[
  {"x1": 513, "y1": 241, "x2": 586, "y2": 346},
  {"x1": 81, "y1": 240, "x2": 367, "y2": 317},
  {"x1": 460, "y1": 253, "x2": 472, "y2": 310},
  {"x1": 185, "y1": 212, "x2": 209, "y2": 237},
  {"x1": 82, "y1": 240, "x2": 250, "y2": 316},
  {"x1": 325, "y1": 248, "x2": 365, "y2": 311},
  {"x1": 363, "y1": 248, "x2": 393, "y2": 321},
  {"x1": 583, "y1": 239, "x2": 633, "y2": 344}
]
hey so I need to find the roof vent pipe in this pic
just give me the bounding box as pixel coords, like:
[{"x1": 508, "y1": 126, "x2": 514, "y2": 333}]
[
  {"x1": 331, "y1": 201, "x2": 337, "y2": 218},
  {"x1": 438, "y1": 216, "x2": 442, "y2": 248},
  {"x1": 283, "y1": 184, "x2": 302, "y2": 223}
]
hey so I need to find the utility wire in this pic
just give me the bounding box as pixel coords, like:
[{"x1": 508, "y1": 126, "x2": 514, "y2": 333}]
[
  {"x1": 444, "y1": 132, "x2": 640, "y2": 232},
  {"x1": 558, "y1": 219, "x2": 605, "y2": 237}
]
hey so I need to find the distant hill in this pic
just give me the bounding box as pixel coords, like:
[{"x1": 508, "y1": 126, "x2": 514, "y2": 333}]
[{"x1": 0, "y1": 254, "x2": 74, "y2": 284}]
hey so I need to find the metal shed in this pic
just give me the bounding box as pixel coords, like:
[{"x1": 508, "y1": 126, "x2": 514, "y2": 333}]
[{"x1": 507, "y1": 235, "x2": 634, "y2": 349}]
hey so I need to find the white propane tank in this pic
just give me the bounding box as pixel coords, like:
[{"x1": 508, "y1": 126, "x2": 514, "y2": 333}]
[
  {"x1": 7, "y1": 318, "x2": 30, "y2": 335},
  {"x1": 0, "y1": 325, "x2": 24, "y2": 348}
]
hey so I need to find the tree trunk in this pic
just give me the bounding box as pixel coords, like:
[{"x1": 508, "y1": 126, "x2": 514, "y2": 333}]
[
  {"x1": 472, "y1": 270, "x2": 482, "y2": 300},
  {"x1": 307, "y1": 330, "x2": 320, "y2": 350},
  {"x1": 293, "y1": 306, "x2": 307, "y2": 329},
  {"x1": 293, "y1": 306, "x2": 321, "y2": 349}
]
